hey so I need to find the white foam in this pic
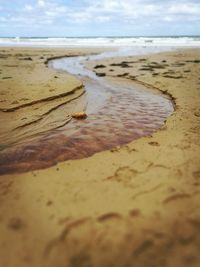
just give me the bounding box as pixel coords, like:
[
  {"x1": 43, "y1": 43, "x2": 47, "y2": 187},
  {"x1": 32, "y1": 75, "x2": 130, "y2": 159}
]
[{"x1": 0, "y1": 36, "x2": 200, "y2": 47}]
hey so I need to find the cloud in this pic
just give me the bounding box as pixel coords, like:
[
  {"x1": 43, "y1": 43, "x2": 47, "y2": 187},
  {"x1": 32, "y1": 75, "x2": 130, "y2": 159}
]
[
  {"x1": 0, "y1": 16, "x2": 7, "y2": 22},
  {"x1": 169, "y1": 2, "x2": 200, "y2": 15},
  {"x1": 38, "y1": 0, "x2": 46, "y2": 7},
  {"x1": 96, "y1": 16, "x2": 111, "y2": 23},
  {"x1": 24, "y1": 5, "x2": 33, "y2": 11},
  {"x1": 0, "y1": 0, "x2": 199, "y2": 35},
  {"x1": 85, "y1": 0, "x2": 200, "y2": 19}
]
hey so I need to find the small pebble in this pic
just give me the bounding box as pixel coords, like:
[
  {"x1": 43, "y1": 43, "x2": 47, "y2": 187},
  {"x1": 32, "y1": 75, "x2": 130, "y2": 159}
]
[{"x1": 72, "y1": 112, "x2": 87, "y2": 119}]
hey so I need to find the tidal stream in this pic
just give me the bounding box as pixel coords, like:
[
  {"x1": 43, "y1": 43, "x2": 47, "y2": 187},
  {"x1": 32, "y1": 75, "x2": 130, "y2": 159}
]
[
  {"x1": 0, "y1": 49, "x2": 174, "y2": 174},
  {"x1": 47, "y1": 52, "x2": 174, "y2": 159}
]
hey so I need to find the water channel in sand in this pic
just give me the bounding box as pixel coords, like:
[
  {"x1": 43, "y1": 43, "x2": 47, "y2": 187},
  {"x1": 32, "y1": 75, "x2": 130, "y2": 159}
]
[{"x1": 0, "y1": 49, "x2": 174, "y2": 174}]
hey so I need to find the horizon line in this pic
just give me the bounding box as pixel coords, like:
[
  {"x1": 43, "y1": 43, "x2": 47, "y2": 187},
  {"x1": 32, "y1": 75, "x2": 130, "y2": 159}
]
[{"x1": 0, "y1": 35, "x2": 200, "y2": 38}]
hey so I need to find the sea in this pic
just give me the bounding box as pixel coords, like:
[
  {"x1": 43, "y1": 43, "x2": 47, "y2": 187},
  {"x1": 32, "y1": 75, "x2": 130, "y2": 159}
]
[{"x1": 0, "y1": 36, "x2": 200, "y2": 47}]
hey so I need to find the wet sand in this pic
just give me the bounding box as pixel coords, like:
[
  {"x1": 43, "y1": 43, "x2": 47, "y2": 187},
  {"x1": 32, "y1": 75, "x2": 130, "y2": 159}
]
[
  {"x1": 0, "y1": 51, "x2": 173, "y2": 174},
  {"x1": 0, "y1": 47, "x2": 200, "y2": 267}
]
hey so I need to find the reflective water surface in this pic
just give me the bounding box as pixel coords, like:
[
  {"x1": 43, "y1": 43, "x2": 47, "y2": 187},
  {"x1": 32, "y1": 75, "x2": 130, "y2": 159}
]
[{"x1": 0, "y1": 51, "x2": 174, "y2": 174}]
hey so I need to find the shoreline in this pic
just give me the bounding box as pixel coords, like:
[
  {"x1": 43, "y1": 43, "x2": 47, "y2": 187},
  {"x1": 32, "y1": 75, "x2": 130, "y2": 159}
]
[
  {"x1": 1, "y1": 35, "x2": 200, "y2": 48},
  {"x1": 0, "y1": 47, "x2": 200, "y2": 267}
]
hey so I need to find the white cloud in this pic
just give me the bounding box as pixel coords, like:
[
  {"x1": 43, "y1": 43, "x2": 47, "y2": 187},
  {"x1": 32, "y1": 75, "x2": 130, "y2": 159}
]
[
  {"x1": 38, "y1": 0, "x2": 46, "y2": 7},
  {"x1": 2, "y1": 0, "x2": 200, "y2": 26},
  {"x1": 45, "y1": 10, "x2": 56, "y2": 17},
  {"x1": 169, "y1": 3, "x2": 200, "y2": 15},
  {"x1": 24, "y1": 5, "x2": 33, "y2": 11},
  {"x1": 86, "y1": 0, "x2": 200, "y2": 19},
  {"x1": 0, "y1": 0, "x2": 200, "y2": 35},
  {"x1": 163, "y1": 16, "x2": 174, "y2": 22},
  {"x1": 96, "y1": 16, "x2": 111, "y2": 23},
  {"x1": 0, "y1": 16, "x2": 7, "y2": 22}
]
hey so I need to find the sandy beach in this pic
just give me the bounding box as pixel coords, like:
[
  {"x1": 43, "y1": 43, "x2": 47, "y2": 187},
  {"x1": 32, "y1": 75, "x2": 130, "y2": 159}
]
[{"x1": 0, "y1": 47, "x2": 200, "y2": 267}]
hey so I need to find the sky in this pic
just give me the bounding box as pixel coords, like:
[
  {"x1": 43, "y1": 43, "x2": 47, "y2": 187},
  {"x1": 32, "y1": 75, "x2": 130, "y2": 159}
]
[{"x1": 0, "y1": 0, "x2": 200, "y2": 37}]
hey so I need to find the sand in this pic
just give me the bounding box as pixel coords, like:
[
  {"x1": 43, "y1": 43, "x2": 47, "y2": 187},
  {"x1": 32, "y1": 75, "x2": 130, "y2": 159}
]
[
  {"x1": 0, "y1": 47, "x2": 200, "y2": 267},
  {"x1": 0, "y1": 47, "x2": 107, "y2": 147}
]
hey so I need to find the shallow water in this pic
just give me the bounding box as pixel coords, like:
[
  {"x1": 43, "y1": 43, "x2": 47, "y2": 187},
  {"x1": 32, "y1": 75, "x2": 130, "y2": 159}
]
[{"x1": 0, "y1": 50, "x2": 174, "y2": 174}]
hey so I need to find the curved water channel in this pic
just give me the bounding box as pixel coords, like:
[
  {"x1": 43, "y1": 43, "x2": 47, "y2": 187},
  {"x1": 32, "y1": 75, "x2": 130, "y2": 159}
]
[
  {"x1": 0, "y1": 49, "x2": 174, "y2": 174},
  {"x1": 45, "y1": 51, "x2": 174, "y2": 162}
]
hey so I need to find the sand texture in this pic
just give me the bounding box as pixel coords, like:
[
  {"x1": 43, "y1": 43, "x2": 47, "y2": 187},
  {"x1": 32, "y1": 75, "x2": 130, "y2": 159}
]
[
  {"x1": 0, "y1": 48, "x2": 200, "y2": 267},
  {"x1": 0, "y1": 47, "x2": 106, "y2": 147}
]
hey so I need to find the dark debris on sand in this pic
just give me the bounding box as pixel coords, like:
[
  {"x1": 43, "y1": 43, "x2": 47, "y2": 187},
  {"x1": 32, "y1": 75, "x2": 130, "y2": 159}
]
[{"x1": 94, "y1": 64, "x2": 106, "y2": 69}]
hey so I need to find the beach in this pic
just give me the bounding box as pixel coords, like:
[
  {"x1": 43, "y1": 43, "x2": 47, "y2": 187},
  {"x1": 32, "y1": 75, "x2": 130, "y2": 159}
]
[{"x1": 0, "y1": 46, "x2": 200, "y2": 267}]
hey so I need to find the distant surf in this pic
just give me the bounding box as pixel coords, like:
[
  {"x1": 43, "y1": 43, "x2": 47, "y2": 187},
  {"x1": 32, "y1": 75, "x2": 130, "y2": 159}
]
[{"x1": 0, "y1": 36, "x2": 200, "y2": 47}]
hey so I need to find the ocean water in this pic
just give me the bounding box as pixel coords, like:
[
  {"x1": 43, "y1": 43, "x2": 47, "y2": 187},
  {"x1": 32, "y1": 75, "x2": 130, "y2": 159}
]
[{"x1": 0, "y1": 36, "x2": 200, "y2": 47}]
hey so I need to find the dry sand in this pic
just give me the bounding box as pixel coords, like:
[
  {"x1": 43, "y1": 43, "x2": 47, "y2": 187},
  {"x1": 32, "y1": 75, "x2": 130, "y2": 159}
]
[{"x1": 0, "y1": 47, "x2": 200, "y2": 267}]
